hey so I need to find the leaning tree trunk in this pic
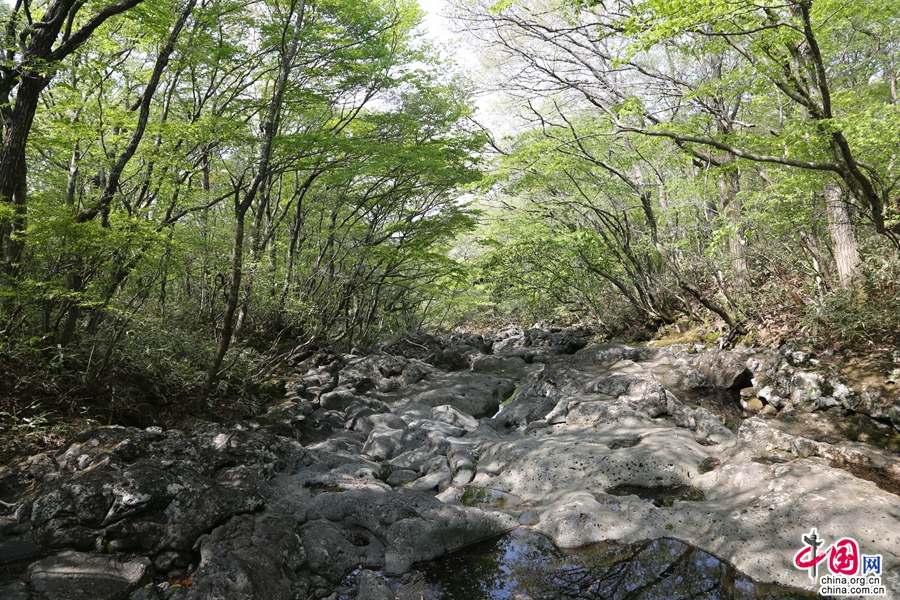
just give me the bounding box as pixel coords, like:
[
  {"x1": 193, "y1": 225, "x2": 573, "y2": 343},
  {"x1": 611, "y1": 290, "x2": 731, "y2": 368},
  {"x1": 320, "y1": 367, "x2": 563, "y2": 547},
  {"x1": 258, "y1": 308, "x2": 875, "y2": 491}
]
[
  {"x1": 823, "y1": 183, "x2": 859, "y2": 288},
  {"x1": 199, "y1": 0, "x2": 306, "y2": 403}
]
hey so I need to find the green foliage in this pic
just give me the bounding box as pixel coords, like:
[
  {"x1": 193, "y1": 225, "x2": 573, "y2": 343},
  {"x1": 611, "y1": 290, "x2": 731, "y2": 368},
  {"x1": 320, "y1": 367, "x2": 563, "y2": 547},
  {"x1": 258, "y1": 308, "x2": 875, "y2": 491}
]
[
  {"x1": 801, "y1": 253, "x2": 900, "y2": 349},
  {"x1": 0, "y1": 0, "x2": 486, "y2": 440}
]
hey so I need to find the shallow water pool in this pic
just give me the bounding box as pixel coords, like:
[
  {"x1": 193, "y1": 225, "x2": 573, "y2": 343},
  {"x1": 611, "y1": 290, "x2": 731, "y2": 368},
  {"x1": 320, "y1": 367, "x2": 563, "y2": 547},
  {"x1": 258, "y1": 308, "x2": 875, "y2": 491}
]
[{"x1": 395, "y1": 529, "x2": 816, "y2": 600}]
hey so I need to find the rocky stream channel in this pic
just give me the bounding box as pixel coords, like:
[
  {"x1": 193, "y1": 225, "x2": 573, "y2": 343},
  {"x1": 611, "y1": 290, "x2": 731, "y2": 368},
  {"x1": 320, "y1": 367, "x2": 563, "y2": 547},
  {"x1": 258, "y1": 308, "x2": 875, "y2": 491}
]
[{"x1": 2, "y1": 328, "x2": 900, "y2": 599}]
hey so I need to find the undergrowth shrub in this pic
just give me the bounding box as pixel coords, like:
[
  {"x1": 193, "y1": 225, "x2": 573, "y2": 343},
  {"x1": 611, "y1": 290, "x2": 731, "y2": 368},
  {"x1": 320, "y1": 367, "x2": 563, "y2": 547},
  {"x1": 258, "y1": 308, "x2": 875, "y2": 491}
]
[
  {"x1": 0, "y1": 314, "x2": 276, "y2": 460},
  {"x1": 801, "y1": 256, "x2": 900, "y2": 349}
]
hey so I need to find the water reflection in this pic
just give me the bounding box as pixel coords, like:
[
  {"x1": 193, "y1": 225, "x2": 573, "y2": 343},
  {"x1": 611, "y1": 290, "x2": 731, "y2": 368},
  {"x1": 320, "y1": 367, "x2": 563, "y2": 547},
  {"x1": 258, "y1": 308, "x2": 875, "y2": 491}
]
[
  {"x1": 605, "y1": 484, "x2": 705, "y2": 507},
  {"x1": 401, "y1": 529, "x2": 815, "y2": 600},
  {"x1": 461, "y1": 487, "x2": 524, "y2": 510}
]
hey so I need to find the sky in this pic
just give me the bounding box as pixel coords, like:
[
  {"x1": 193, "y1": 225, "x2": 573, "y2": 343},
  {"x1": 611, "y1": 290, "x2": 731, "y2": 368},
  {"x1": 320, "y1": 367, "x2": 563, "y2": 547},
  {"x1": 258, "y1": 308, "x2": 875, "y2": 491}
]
[
  {"x1": 415, "y1": 0, "x2": 483, "y2": 72},
  {"x1": 417, "y1": 0, "x2": 458, "y2": 47},
  {"x1": 414, "y1": 0, "x2": 512, "y2": 136}
]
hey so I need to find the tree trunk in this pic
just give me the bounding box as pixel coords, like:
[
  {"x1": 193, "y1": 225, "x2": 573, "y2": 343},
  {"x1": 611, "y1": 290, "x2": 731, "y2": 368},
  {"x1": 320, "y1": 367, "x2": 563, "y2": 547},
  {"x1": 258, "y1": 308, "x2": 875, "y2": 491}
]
[
  {"x1": 823, "y1": 183, "x2": 859, "y2": 288},
  {"x1": 199, "y1": 0, "x2": 306, "y2": 403},
  {"x1": 720, "y1": 167, "x2": 748, "y2": 290},
  {"x1": 0, "y1": 76, "x2": 48, "y2": 281},
  {"x1": 200, "y1": 196, "x2": 247, "y2": 402},
  {"x1": 0, "y1": 0, "x2": 146, "y2": 278},
  {"x1": 232, "y1": 178, "x2": 271, "y2": 340}
]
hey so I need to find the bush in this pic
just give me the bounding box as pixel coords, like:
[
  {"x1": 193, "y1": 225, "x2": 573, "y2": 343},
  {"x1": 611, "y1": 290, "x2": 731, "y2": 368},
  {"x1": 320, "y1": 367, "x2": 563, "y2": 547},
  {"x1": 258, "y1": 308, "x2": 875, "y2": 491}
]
[{"x1": 801, "y1": 256, "x2": 900, "y2": 349}]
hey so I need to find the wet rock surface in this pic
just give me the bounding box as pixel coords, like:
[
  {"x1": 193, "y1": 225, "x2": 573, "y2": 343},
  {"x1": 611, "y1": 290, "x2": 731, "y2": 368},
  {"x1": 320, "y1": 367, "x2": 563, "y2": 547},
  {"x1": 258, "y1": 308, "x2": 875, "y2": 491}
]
[{"x1": 1, "y1": 330, "x2": 899, "y2": 598}]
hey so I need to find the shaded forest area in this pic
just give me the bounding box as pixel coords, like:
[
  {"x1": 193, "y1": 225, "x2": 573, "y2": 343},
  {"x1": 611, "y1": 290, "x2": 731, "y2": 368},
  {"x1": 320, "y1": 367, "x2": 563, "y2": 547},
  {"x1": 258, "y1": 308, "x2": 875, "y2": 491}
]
[{"x1": 1, "y1": 0, "x2": 899, "y2": 454}]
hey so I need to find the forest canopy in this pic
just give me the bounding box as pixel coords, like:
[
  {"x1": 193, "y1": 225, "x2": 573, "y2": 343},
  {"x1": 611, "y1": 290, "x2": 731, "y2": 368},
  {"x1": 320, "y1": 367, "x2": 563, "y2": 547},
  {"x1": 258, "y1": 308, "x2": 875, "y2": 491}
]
[
  {"x1": 1, "y1": 0, "x2": 482, "y2": 415},
  {"x1": 1, "y1": 0, "x2": 899, "y2": 439},
  {"x1": 446, "y1": 0, "x2": 899, "y2": 340}
]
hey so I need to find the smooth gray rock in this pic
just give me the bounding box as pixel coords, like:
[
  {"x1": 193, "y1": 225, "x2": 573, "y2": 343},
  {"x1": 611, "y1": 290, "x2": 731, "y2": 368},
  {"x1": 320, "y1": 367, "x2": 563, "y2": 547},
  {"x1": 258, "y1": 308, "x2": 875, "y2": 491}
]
[
  {"x1": 693, "y1": 407, "x2": 736, "y2": 444},
  {"x1": 366, "y1": 413, "x2": 407, "y2": 431},
  {"x1": 361, "y1": 419, "x2": 464, "y2": 461},
  {"x1": 0, "y1": 541, "x2": 43, "y2": 565},
  {"x1": 476, "y1": 419, "x2": 716, "y2": 503},
  {"x1": 382, "y1": 504, "x2": 517, "y2": 574},
  {"x1": 420, "y1": 455, "x2": 450, "y2": 475},
  {"x1": 404, "y1": 470, "x2": 451, "y2": 491},
  {"x1": 129, "y1": 584, "x2": 159, "y2": 600},
  {"x1": 534, "y1": 491, "x2": 661, "y2": 547},
  {"x1": 28, "y1": 551, "x2": 151, "y2": 600},
  {"x1": 356, "y1": 569, "x2": 393, "y2": 600},
  {"x1": 293, "y1": 488, "x2": 517, "y2": 576},
  {"x1": 381, "y1": 372, "x2": 515, "y2": 418},
  {"x1": 602, "y1": 351, "x2": 708, "y2": 393},
  {"x1": 302, "y1": 519, "x2": 376, "y2": 583},
  {"x1": 430, "y1": 405, "x2": 479, "y2": 432},
  {"x1": 361, "y1": 427, "x2": 405, "y2": 461},
  {"x1": 528, "y1": 415, "x2": 900, "y2": 595},
  {"x1": 387, "y1": 447, "x2": 439, "y2": 472},
  {"x1": 394, "y1": 403, "x2": 432, "y2": 423},
  {"x1": 452, "y1": 470, "x2": 474, "y2": 486},
  {"x1": 446, "y1": 445, "x2": 476, "y2": 473},
  {"x1": 471, "y1": 355, "x2": 537, "y2": 380},
  {"x1": 386, "y1": 469, "x2": 418, "y2": 486},
  {"x1": 320, "y1": 390, "x2": 363, "y2": 411}
]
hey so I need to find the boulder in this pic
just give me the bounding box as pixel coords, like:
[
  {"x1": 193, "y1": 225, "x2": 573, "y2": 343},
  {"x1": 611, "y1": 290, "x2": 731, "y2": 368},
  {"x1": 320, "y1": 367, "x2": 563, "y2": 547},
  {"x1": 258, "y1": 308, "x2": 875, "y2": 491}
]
[
  {"x1": 447, "y1": 332, "x2": 493, "y2": 354},
  {"x1": 388, "y1": 447, "x2": 440, "y2": 473},
  {"x1": 789, "y1": 370, "x2": 825, "y2": 406},
  {"x1": 158, "y1": 465, "x2": 267, "y2": 552},
  {"x1": 404, "y1": 470, "x2": 451, "y2": 491},
  {"x1": 698, "y1": 349, "x2": 750, "y2": 389},
  {"x1": 293, "y1": 488, "x2": 517, "y2": 576},
  {"x1": 386, "y1": 469, "x2": 418, "y2": 486},
  {"x1": 28, "y1": 551, "x2": 151, "y2": 600},
  {"x1": 439, "y1": 344, "x2": 480, "y2": 370},
  {"x1": 320, "y1": 390, "x2": 363, "y2": 411},
  {"x1": 188, "y1": 512, "x2": 307, "y2": 600},
  {"x1": 693, "y1": 407, "x2": 735, "y2": 445},
  {"x1": 362, "y1": 419, "x2": 465, "y2": 461},
  {"x1": 471, "y1": 355, "x2": 538, "y2": 380},
  {"x1": 381, "y1": 372, "x2": 515, "y2": 418},
  {"x1": 740, "y1": 397, "x2": 764, "y2": 414}
]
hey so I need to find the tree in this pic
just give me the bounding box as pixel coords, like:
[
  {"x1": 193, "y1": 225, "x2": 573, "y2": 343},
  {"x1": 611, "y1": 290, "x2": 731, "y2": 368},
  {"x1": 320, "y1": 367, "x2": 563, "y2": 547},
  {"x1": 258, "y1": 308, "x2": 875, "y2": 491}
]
[
  {"x1": 1, "y1": 0, "x2": 148, "y2": 282},
  {"x1": 0, "y1": 0, "x2": 485, "y2": 413},
  {"x1": 453, "y1": 0, "x2": 899, "y2": 304}
]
